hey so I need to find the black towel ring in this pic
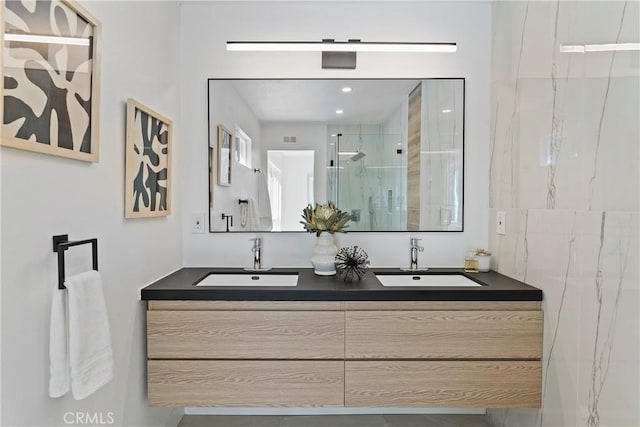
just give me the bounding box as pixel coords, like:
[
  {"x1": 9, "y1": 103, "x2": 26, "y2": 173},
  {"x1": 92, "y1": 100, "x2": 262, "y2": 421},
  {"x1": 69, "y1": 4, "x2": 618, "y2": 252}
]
[{"x1": 52, "y1": 235, "x2": 98, "y2": 290}]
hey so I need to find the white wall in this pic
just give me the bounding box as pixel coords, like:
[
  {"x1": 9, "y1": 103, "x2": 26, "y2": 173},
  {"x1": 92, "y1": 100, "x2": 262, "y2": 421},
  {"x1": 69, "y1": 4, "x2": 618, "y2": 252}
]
[
  {"x1": 0, "y1": 2, "x2": 183, "y2": 426},
  {"x1": 488, "y1": 1, "x2": 639, "y2": 426},
  {"x1": 181, "y1": 1, "x2": 492, "y2": 269}
]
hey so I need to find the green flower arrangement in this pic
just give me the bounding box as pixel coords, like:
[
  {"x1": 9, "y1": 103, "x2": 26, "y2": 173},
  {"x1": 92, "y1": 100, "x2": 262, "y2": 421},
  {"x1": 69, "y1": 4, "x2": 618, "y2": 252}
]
[{"x1": 300, "y1": 202, "x2": 352, "y2": 237}]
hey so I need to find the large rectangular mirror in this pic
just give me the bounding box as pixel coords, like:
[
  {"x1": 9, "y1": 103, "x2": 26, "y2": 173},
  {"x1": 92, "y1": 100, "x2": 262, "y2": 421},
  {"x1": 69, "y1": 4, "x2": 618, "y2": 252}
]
[{"x1": 208, "y1": 78, "x2": 464, "y2": 232}]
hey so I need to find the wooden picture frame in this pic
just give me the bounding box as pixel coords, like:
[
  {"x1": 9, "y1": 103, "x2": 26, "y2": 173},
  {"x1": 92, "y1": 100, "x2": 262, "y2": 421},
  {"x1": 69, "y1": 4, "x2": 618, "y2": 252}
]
[
  {"x1": 125, "y1": 99, "x2": 173, "y2": 218},
  {"x1": 217, "y1": 125, "x2": 232, "y2": 186},
  {"x1": 1, "y1": 0, "x2": 101, "y2": 162}
]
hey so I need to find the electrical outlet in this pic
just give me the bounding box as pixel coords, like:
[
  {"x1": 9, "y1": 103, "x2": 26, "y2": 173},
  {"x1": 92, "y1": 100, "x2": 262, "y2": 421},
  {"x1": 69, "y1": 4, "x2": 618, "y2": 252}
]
[
  {"x1": 192, "y1": 212, "x2": 205, "y2": 234},
  {"x1": 496, "y1": 211, "x2": 506, "y2": 235}
]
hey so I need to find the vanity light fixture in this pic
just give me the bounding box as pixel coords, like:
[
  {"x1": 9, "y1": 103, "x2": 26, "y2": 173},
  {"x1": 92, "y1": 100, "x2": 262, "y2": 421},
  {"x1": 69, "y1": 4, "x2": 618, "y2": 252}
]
[
  {"x1": 4, "y1": 33, "x2": 90, "y2": 46},
  {"x1": 226, "y1": 40, "x2": 457, "y2": 53},
  {"x1": 442, "y1": 109, "x2": 452, "y2": 113},
  {"x1": 226, "y1": 39, "x2": 457, "y2": 69},
  {"x1": 560, "y1": 42, "x2": 640, "y2": 53}
]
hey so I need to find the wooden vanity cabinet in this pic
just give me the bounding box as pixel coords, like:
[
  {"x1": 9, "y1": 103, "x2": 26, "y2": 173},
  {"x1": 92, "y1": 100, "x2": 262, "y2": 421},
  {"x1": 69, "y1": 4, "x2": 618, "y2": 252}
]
[
  {"x1": 146, "y1": 300, "x2": 542, "y2": 408},
  {"x1": 343, "y1": 301, "x2": 543, "y2": 408},
  {"x1": 147, "y1": 301, "x2": 345, "y2": 407}
]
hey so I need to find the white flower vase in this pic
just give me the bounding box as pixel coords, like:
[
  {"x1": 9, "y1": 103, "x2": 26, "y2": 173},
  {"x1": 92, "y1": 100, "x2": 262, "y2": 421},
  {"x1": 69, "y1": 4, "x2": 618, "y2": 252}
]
[{"x1": 311, "y1": 232, "x2": 338, "y2": 276}]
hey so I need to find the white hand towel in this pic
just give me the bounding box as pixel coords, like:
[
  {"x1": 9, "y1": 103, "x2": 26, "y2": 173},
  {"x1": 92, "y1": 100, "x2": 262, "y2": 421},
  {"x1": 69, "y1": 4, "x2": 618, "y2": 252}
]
[
  {"x1": 246, "y1": 198, "x2": 260, "y2": 231},
  {"x1": 49, "y1": 289, "x2": 70, "y2": 397},
  {"x1": 49, "y1": 270, "x2": 114, "y2": 400}
]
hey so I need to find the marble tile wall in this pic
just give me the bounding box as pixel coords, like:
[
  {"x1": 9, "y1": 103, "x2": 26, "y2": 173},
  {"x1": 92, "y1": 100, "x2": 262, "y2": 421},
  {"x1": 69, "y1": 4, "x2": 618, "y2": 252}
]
[{"x1": 488, "y1": 1, "x2": 639, "y2": 426}]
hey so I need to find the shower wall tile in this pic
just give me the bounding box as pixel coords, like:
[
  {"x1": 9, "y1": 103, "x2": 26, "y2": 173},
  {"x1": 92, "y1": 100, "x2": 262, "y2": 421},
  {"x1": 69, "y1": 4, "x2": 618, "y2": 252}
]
[{"x1": 489, "y1": 1, "x2": 639, "y2": 426}]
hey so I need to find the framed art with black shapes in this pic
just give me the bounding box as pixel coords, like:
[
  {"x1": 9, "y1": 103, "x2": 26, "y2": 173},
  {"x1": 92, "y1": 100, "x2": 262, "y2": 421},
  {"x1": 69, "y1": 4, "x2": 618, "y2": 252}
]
[
  {"x1": 125, "y1": 98, "x2": 173, "y2": 218},
  {"x1": 2, "y1": 0, "x2": 101, "y2": 162}
]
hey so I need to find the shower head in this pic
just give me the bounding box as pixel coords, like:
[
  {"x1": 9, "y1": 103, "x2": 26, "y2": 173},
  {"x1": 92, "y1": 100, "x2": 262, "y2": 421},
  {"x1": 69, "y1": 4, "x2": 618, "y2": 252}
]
[{"x1": 350, "y1": 151, "x2": 367, "y2": 161}]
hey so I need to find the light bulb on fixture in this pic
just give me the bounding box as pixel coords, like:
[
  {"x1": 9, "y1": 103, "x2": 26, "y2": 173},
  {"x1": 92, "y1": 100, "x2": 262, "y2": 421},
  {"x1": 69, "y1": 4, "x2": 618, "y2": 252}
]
[
  {"x1": 336, "y1": 109, "x2": 344, "y2": 114},
  {"x1": 342, "y1": 87, "x2": 352, "y2": 93},
  {"x1": 4, "y1": 33, "x2": 90, "y2": 46},
  {"x1": 560, "y1": 42, "x2": 640, "y2": 53}
]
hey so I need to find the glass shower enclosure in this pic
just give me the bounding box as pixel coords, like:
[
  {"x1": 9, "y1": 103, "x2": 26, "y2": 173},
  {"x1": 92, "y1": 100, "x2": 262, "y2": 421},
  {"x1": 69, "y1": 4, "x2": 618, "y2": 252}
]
[{"x1": 327, "y1": 125, "x2": 407, "y2": 231}]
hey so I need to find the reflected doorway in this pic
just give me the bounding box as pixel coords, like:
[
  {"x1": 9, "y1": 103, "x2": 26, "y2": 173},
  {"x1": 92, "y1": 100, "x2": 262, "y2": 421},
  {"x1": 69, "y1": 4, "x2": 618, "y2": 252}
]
[{"x1": 267, "y1": 150, "x2": 315, "y2": 231}]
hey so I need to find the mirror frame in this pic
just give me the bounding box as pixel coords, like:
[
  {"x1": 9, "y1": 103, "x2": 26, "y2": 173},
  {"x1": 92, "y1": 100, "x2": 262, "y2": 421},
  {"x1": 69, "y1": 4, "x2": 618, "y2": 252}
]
[{"x1": 207, "y1": 78, "x2": 465, "y2": 233}]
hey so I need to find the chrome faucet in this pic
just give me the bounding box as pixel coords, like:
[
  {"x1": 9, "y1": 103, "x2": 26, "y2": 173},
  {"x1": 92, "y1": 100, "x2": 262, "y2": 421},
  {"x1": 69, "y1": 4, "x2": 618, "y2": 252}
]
[
  {"x1": 250, "y1": 238, "x2": 262, "y2": 270},
  {"x1": 409, "y1": 237, "x2": 424, "y2": 270}
]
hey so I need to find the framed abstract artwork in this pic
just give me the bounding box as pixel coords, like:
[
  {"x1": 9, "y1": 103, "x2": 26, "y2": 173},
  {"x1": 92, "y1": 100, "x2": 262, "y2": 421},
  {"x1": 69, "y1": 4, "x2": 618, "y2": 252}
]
[
  {"x1": 1, "y1": 0, "x2": 101, "y2": 162},
  {"x1": 125, "y1": 99, "x2": 173, "y2": 218}
]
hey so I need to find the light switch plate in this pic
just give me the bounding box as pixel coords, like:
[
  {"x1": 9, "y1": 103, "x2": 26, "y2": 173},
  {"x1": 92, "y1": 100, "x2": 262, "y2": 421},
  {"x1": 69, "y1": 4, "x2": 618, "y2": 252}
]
[
  {"x1": 496, "y1": 211, "x2": 506, "y2": 235},
  {"x1": 192, "y1": 212, "x2": 205, "y2": 234}
]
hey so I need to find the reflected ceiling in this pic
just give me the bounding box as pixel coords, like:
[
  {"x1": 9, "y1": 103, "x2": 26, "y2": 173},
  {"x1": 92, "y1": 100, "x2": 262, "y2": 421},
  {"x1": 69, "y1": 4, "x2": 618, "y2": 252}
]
[{"x1": 228, "y1": 79, "x2": 420, "y2": 124}]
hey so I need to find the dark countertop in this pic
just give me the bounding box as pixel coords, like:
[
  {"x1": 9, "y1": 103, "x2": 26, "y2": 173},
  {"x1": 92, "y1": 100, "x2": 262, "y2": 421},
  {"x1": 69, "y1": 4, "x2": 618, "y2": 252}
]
[{"x1": 140, "y1": 268, "x2": 542, "y2": 301}]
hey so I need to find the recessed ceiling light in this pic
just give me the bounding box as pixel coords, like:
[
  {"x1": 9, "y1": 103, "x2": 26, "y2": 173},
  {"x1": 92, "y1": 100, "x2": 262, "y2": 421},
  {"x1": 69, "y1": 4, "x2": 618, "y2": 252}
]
[
  {"x1": 336, "y1": 109, "x2": 344, "y2": 114},
  {"x1": 342, "y1": 87, "x2": 352, "y2": 93},
  {"x1": 442, "y1": 109, "x2": 452, "y2": 113}
]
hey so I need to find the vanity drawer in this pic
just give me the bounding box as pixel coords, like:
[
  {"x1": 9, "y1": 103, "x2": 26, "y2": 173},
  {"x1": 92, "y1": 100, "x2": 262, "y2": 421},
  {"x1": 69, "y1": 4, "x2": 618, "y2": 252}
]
[
  {"x1": 345, "y1": 310, "x2": 543, "y2": 359},
  {"x1": 147, "y1": 310, "x2": 344, "y2": 359},
  {"x1": 149, "y1": 360, "x2": 344, "y2": 407},
  {"x1": 345, "y1": 361, "x2": 541, "y2": 408}
]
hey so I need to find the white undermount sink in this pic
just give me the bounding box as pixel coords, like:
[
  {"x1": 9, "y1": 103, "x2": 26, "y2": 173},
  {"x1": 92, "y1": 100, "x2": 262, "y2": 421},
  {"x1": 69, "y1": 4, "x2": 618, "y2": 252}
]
[
  {"x1": 375, "y1": 273, "x2": 482, "y2": 287},
  {"x1": 195, "y1": 273, "x2": 298, "y2": 287}
]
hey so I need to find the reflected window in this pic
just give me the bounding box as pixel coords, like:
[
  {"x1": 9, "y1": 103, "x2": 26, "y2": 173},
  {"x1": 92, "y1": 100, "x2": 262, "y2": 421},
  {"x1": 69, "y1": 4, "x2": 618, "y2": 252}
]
[{"x1": 235, "y1": 126, "x2": 252, "y2": 168}]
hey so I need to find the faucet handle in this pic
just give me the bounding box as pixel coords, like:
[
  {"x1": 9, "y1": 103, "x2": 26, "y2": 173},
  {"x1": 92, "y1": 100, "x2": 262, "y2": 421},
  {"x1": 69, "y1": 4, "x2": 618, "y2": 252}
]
[
  {"x1": 410, "y1": 237, "x2": 424, "y2": 251},
  {"x1": 249, "y1": 237, "x2": 262, "y2": 248}
]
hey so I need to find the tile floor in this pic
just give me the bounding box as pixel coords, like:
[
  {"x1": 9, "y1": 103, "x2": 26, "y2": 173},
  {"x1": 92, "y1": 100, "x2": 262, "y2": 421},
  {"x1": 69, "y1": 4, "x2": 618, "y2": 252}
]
[{"x1": 178, "y1": 414, "x2": 495, "y2": 427}]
